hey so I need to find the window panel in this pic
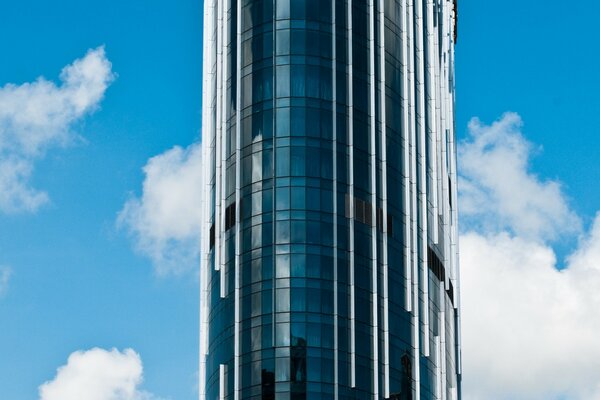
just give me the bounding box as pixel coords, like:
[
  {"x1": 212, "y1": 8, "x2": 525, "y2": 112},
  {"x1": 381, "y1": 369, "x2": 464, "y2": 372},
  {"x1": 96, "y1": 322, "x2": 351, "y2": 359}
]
[
  {"x1": 276, "y1": 187, "x2": 290, "y2": 210},
  {"x1": 276, "y1": 288, "x2": 290, "y2": 312},
  {"x1": 291, "y1": 107, "x2": 306, "y2": 136},
  {"x1": 276, "y1": 254, "x2": 290, "y2": 278},
  {"x1": 291, "y1": 186, "x2": 305, "y2": 209},
  {"x1": 291, "y1": 285, "x2": 306, "y2": 312},
  {"x1": 276, "y1": 323, "x2": 290, "y2": 346},
  {"x1": 276, "y1": 0, "x2": 289, "y2": 19},
  {"x1": 291, "y1": 254, "x2": 306, "y2": 278},
  {"x1": 276, "y1": 30, "x2": 290, "y2": 55},
  {"x1": 276, "y1": 220, "x2": 291, "y2": 244},
  {"x1": 276, "y1": 108, "x2": 290, "y2": 137},
  {"x1": 291, "y1": 220, "x2": 306, "y2": 243},
  {"x1": 276, "y1": 146, "x2": 290, "y2": 176},
  {"x1": 276, "y1": 65, "x2": 290, "y2": 98},
  {"x1": 291, "y1": 146, "x2": 306, "y2": 176}
]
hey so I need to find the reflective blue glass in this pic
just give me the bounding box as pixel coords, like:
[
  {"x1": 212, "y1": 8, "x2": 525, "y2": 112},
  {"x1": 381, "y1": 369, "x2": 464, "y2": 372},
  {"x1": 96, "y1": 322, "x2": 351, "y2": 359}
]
[{"x1": 201, "y1": 0, "x2": 461, "y2": 399}]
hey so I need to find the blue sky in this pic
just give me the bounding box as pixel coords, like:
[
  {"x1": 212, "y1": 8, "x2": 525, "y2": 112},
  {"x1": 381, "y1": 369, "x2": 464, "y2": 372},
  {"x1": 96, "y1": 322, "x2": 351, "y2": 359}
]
[
  {"x1": 457, "y1": 1, "x2": 600, "y2": 221},
  {"x1": 0, "y1": 1, "x2": 202, "y2": 399},
  {"x1": 0, "y1": 1, "x2": 599, "y2": 400}
]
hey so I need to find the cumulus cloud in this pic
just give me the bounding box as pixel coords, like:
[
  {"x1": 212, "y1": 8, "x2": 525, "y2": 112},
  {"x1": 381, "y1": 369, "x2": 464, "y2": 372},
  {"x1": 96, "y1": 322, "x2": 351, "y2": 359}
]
[
  {"x1": 0, "y1": 266, "x2": 11, "y2": 296},
  {"x1": 0, "y1": 46, "x2": 114, "y2": 213},
  {"x1": 118, "y1": 143, "x2": 203, "y2": 276},
  {"x1": 459, "y1": 112, "x2": 581, "y2": 241},
  {"x1": 39, "y1": 348, "x2": 162, "y2": 400},
  {"x1": 459, "y1": 113, "x2": 600, "y2": 399},
  {"x1": 461, "y1": 228, "x2": 600, "y2": 400}
]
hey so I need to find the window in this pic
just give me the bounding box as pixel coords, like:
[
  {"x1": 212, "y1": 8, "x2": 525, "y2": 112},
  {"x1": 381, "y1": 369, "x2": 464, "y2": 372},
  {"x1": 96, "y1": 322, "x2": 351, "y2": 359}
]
[
  {"x1": 345, "y1": 194, "x2": 394, "y2": 235},
  {"x1": 225, "y1": 202, "x2": 237, "y2": 230},
  {"x1": 427, "y1": 246, "x2": 445, "y2": 282}
]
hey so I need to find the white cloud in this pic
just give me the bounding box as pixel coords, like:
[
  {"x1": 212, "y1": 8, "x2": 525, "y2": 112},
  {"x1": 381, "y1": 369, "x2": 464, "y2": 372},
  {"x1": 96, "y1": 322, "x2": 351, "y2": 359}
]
[
  {"x1": 459, "y1": 112, "x2": 581, "y2": 241},
  {"x1": 0, "y1": 46, "x2": 114, "y2": 213},
  {"x1": 118, "y1": 143, "x2": 203, "y2": 276},
  {"x1": 38, "y1": 348, "x2": 162, "y2": 400},
  {"x1": 461, "y1": 227, "x2": 600, "y2": 400},
  {"x1": 459, "y1": 113, "x2": 600, "y2": 399},
  {"x1": 0, "y1": 266, "x2": 11, "y2": 296}
]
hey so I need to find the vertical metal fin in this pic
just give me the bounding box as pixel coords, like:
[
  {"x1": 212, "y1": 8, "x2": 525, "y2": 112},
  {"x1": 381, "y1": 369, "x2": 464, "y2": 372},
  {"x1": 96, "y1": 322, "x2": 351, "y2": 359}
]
[
  {"x1": 234, "y1": 0, "x2": 242, "y2": 397},
  {"x1": 347, "y1": 0, "x2": 357, "y2": 388}
]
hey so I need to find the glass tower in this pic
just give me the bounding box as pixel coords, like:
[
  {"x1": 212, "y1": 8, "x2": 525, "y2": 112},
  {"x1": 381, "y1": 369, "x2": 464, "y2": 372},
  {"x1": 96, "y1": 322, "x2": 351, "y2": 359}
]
[{"x1": 200, "y1": 0, "x2": 461, "y2": 399}]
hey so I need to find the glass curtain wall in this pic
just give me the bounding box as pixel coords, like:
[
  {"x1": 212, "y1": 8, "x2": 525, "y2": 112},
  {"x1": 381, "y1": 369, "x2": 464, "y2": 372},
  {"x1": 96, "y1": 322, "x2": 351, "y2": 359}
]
[{"x1": 200, "y1": 0, "x2": 461, "y2": 399}]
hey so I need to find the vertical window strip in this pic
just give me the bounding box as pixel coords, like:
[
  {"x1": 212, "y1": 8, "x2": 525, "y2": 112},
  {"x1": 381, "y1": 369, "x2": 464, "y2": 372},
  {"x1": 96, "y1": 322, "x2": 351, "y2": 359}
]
[
  {"x1": 437, "y1": 2, "x2": 453, "y2": 298},
  {"x1": 219, "y1": 0, "x2": 229, "y2": 299},
  {"x1": 449, "y1": 19, "x2": 462, "y2": 382},
  {"x1": 434, "y1": 0, "x2": 445, "y2": 233},
  {"x1": 271, "y1": 0, "x2": 276, "y2": 352},
  {"x1": 415, "y1": 0, "x2": 431, "y2": 359},
  {"x1": 407, "y1": 0, "x2": 421, "y2": 396},
  {"x1": 367, "y1": 0, "x2": 379, "y2": 397},
  {"x1": 440, "y1": 0, "x2": 452, "y2": 294},
  {"x1": 377, "y1": 0, "x2": 390, "y2": 396},
  {"x1": 215, "y1": 0, "x2": 223, "y2": 278},
  {"x1": 332, "y1": 1, "x2": 339, "y2": 398},
  {"x1": 234, "y1": 0, "x2": 242, "y2": 397},
  {"x1": 401, "y1": 0, "x2": 413, "y2": 314},
  {"x1": 199, "y1": 2, "x2": 217, "y2": 398},
  {"x1": 445, "y1": 0, "x2": 463, "y2": 379},
  {"x1": 427, "y1": 0, "x2": 440, "y2": 246},
  {"x1": 447, "y1": 0, "x2": 462, "y2": 378}
]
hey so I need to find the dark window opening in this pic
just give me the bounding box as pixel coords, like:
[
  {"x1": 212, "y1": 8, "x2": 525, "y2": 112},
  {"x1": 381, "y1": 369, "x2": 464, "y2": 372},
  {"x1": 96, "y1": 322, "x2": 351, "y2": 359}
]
[
  {"x1": 428, "y1": 246, "x2": 455, "y2": 305},
  {"x1": 224, "y1": 200, "x2": 243, "y2": 231},
  {"x1": 447, "y1": 280, "x2": 455, "y2": 305},
  {"x1": 427, "y1": 246, "x2": 445, "y2": 283},
  {"x1": 453, "y1": 0, "x2": 459, "y2": 43},
  {"x1": 345, "y1": 194, "x2": 394, "y2": 235},
  {"x1": 355, "y1": 197, "x2": 365, "y2": 222},
  {"x1": 364, "y1": 201, "x2": 373, "y2": 226},
  {"x1": 225, "y1": 202, "x2": 236, "y2": 231},
  {"x1": 261, "y1": 369, "x2": 274, "y2": 400},
  {"x1": 448, "y1": 177, "x2": 453, "y2": 209}
]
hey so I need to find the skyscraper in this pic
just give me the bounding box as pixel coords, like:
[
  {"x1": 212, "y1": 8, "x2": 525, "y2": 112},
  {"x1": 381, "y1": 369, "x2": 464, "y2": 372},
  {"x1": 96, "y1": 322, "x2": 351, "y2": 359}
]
[{"x1": 200, "y1": 0, "x2": 461, "y2": 399}]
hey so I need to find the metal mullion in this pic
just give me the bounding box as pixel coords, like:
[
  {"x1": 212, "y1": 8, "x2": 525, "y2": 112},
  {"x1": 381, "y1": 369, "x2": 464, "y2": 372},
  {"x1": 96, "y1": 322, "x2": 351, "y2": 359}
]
[
  {"x1": 447, "y1": 4, "x2": 462, "y2": 379},
  {"x1": 435, "y1": 334, "x2": 442, "y2": 400},
  {"x1": 440, "y1": 279, "x2": 447, "y2": 400},
  {"x1": 347, "y1": 0, "x2": 357, "y2": 388}
]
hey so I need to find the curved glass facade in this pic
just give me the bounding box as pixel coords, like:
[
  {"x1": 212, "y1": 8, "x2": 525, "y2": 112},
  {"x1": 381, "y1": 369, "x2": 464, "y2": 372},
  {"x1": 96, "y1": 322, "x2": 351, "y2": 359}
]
[{"x1": 200, "y1": 1, "x2": 461, "y2": 399}]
